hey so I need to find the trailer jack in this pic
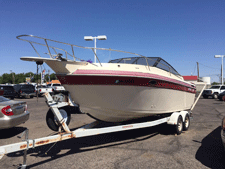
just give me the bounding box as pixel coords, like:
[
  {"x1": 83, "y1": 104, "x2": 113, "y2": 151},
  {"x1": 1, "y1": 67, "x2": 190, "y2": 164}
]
[{"x1": 17, "y1": 129, "x2": 30, "y2": 169}]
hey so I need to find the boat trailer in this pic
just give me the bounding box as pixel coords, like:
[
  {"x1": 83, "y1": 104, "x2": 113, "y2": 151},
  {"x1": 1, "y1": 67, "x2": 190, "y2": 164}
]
[{"x1": 0, "y1": 84, "x2": 206, "y2": 169}]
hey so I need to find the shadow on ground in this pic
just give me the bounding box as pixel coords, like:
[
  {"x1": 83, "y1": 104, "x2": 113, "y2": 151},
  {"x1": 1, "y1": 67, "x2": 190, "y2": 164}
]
[
  {"x1": 7, "y1": 122, "x2": 174, "y2": 169},
  {"x1": 0, "y1": 127, "x2": 27, "y2": 139},
  {"x1": 195, "y1": 126, "x2": 225, "y2": 169}
]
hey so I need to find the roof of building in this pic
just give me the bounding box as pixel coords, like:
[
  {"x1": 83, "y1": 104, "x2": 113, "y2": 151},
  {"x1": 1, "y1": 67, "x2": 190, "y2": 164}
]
[
  {"x1": 46, "y1": 80, "x2": 61, "y2": 84},
  {"x1": 183, "y1": 76, "x2": 198, "y2": 81}
]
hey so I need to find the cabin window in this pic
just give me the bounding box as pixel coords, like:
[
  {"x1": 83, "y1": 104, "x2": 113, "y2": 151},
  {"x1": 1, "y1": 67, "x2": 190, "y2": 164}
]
[{"x1": 109, "y1": 57, "x2": 180, "y2": 76}]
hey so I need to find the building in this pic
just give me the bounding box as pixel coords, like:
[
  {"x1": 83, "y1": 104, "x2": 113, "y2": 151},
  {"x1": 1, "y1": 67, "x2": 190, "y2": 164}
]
[
  {"x1": 182, "y1": 75, "x2": 210, "y2": 92},
  {"x1": 182, "y1": 76, "x2": 198, "y2": 83},
  {"x1": 46, "y1": 80, "x2": 61, "y2": 84}
]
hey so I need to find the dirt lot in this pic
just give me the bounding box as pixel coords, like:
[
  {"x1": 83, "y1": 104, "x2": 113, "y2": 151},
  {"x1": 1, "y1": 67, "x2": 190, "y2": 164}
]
[{"x1": 0, "y1": 96, "x2": 225, "y2": 169}]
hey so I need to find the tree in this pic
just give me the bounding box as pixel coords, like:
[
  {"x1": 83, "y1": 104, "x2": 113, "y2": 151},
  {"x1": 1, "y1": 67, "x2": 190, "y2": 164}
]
[
  {"x1": 50, "y1": 73, "x2": 57, "y2": 80},
  {"x1": 211, "y1": 82, "x2": 219, "y2": 85},
  {"x1": 14, "y1": 73, "x2": 25, "y2": 84},
  {"x1": 0, "y1": 72, "x2": 57, "y2": 84},
  {"x1": 33, "y1": 73, "x2": 41, "y2": 83},
  {"x1": 1, "y1": 73, "x2": 12, "y2": 84},
  {"x1": 24, "y1": 72, "x2": 34, "y2": 78}
]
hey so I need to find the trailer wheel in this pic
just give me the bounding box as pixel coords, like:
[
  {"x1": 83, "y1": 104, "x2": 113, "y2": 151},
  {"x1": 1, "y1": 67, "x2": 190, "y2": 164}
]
[
  {"x1": 175, "y1": 115, "x2": 183, "y2": 135},
  {"x1": 46, "y1": 108, "x2": 71, "y2": 131},
  {"x1": 183, "y1": 114, "x2": 190, "y2": 131}
]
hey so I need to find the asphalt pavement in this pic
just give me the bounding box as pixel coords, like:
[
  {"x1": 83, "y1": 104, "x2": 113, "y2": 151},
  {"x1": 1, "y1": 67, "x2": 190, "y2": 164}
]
[{"x1": 0, "y1": 96, "x2": 225, "y2": 169}]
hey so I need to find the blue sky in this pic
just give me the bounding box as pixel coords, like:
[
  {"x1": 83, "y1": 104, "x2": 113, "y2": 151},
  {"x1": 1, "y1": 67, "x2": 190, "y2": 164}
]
[{"x1": 1, "y1": 0, "x2": 225, "y2": 82}]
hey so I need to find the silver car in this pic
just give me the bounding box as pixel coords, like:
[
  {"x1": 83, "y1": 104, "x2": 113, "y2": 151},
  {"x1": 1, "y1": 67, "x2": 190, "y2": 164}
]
[
  {"x1": 222, "y1": 117, "x2": 225, "y2": 150},
  {"x1": 0, "y1": 96, "x2": 29, "y2": 129}
]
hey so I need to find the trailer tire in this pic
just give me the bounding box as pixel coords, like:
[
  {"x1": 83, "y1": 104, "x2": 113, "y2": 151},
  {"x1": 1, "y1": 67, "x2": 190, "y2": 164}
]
[
  {"x1": 183, "y1": 114, "x2": 190, "y2": 131},
  {"x1": 46, "y1": 108, "x2": 71, "y2": 131},
  {"x1": 175, "y1": 115, "x2": 183, "y2": 135}
]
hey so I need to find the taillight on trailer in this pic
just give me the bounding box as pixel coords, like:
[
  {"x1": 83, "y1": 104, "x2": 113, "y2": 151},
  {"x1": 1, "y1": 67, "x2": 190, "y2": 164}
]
[
  {"x1": 222, "y1": 118, "x2": 225, "y2": 131},
  {"x1": 39, "y1": 89, "x2": 41, "y2": 92},
  {"x1": 20, "y1": 90, "x2": 22, "y2": 94},
  {"x1": 1, "y1": 105, "x2": 14, "y2": 116}
]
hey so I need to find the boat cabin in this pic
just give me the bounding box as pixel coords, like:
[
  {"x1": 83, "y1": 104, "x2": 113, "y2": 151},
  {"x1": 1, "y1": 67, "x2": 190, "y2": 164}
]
[{"x1": 109, "y1": 57, "x2": 180, "y2": 76}]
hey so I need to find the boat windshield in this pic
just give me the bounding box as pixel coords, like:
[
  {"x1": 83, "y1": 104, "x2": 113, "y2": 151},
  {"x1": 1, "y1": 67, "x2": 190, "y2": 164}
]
[{"x1": 109, "y1": 57, "x2": 180, "y2": 76}]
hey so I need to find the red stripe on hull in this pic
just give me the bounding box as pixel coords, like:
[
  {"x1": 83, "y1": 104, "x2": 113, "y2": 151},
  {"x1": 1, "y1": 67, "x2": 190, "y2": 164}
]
[
  {"x1": 73, "y1": 69, "x2": 193, "y2": 88},
  {"x1": 57, "y1": 75, "x2": 196, "y2": 94}
]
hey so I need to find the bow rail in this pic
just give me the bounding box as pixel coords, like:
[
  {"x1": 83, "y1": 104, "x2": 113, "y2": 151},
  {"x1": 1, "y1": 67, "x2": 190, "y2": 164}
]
[{"x1": 17, "y1": 34, "x2": 182, "y2": 79}]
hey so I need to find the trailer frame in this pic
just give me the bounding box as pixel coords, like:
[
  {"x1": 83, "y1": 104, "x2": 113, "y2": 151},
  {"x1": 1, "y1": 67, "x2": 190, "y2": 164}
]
[{"x1": 0, "y1": 84, "x2": 206, "y2": 169}]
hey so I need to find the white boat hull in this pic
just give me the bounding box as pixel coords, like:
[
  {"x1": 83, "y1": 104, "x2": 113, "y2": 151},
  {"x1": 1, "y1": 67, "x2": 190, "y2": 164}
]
[
  {"x1": 65, "y1": 85, "x2": 195, "y2": 122},
  {"x1": 20, "y1": 57, "x2": 196, "y2": 122}
]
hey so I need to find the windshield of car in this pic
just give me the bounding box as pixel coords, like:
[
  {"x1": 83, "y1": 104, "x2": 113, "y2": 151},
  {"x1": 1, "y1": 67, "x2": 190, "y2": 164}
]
[
  {"x1": 0, "y1": 96, "x2": 10, "y2": 102},
  {"x1": 53, "y1": 84, "x2": 61, "y2": 86},
  {"x1": 210, "y1": 86, "x2": 220, "y2": 89},
  {"x1": 109, "y1": 57, "x2": 180, "y2": 76},
  {"x1": 0, "y1": 86, "x2": 14, "y2": 90},
  {"x1": 21, "y1": 85, "x2": 34, "y2": 89},
  {"x1": 37, "y1": 85, "x2": 47, "y2": 88}
]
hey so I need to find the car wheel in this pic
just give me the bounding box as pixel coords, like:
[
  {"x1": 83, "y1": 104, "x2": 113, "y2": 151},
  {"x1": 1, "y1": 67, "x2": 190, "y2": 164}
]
[
  {"x1": 213, "y1": 93, "x2": 218, "y2": 99},
  {"x1": 183, "y1": 114, "x2": 190, "y2": 131},
  {"x1": 46, "y1": 108, "x2": 71, "y2": 131},
  {"x1": 175, "y1": 115, "x2": 183, "y2": 135}
]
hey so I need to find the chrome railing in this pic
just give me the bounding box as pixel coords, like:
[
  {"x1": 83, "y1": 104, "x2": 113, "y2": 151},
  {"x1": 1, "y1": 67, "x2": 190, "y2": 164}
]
[{"x1": 17, "y1": 34, "x2": 182, "y2": 79}]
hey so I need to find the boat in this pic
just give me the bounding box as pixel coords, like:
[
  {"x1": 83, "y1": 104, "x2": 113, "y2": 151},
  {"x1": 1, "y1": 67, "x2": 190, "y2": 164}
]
[{"x1": 18, "y1": 35, "x2": 196, "y2": 122}]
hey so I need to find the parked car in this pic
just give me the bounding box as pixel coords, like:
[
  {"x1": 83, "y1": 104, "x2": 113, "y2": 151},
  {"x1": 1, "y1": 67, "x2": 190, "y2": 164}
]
[
  {"x1": 0, "y1": 85, "x2": 16, "y2": 100},
  {"x1": 14, "y1": 84, "x2": 36, "y2": 98},
  {"x1": 0, "y1": 89, "x2": 4, "y2": 96},
  {"x1": 202, "y1": 85, "x2": 225, "y2": 99},
  {"x1": 36, "y1": 85, "x2": 53, "y2": 96},
  {"x1": 0, "y1": 96, "x2": 29, "y2": 129},
  {"x1": 47, "y1": 83, "x2": 65, "y2": 93},
  {"x1": 218, "y1": 91, "x2": 225, "y2": 101},
  {"x1": 221, "y1": 117, "x2": 225, "y2": 151}
]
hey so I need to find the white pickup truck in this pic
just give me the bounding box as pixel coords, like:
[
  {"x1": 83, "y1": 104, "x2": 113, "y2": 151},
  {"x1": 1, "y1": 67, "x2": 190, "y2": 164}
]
[
  {"x1": 47, "y1": 83, "x2": 65, "y2": 93},
  {"x1": 36, "y1": 85, "x2": 53, "y2": 96},
  {"x1": 202, "y1": 85, "x2": 225, "y2": 99}
]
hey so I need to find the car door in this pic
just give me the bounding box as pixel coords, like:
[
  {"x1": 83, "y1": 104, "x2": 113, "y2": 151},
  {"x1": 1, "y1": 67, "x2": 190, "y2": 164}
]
[{"x1": 220, "y1": 86, "x2": 225, "y2": 93}]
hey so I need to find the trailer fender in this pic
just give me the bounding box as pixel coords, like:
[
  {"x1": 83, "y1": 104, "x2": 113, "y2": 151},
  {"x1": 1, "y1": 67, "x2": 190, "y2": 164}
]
[{"x1": 167, "y1": 111, "x2": 189, "y2": 125}]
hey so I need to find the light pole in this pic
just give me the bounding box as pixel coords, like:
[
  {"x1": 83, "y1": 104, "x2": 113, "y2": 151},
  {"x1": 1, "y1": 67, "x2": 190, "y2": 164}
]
[
  {"x1": 10, "y1": 70, "x2": 15, "y2": 84},
  {"x1": 84, "y1": 35, "x2": 107, "y2": 63},
  {"x1": 215, "y1": 55, "x2": 225, "y2": 84}
]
